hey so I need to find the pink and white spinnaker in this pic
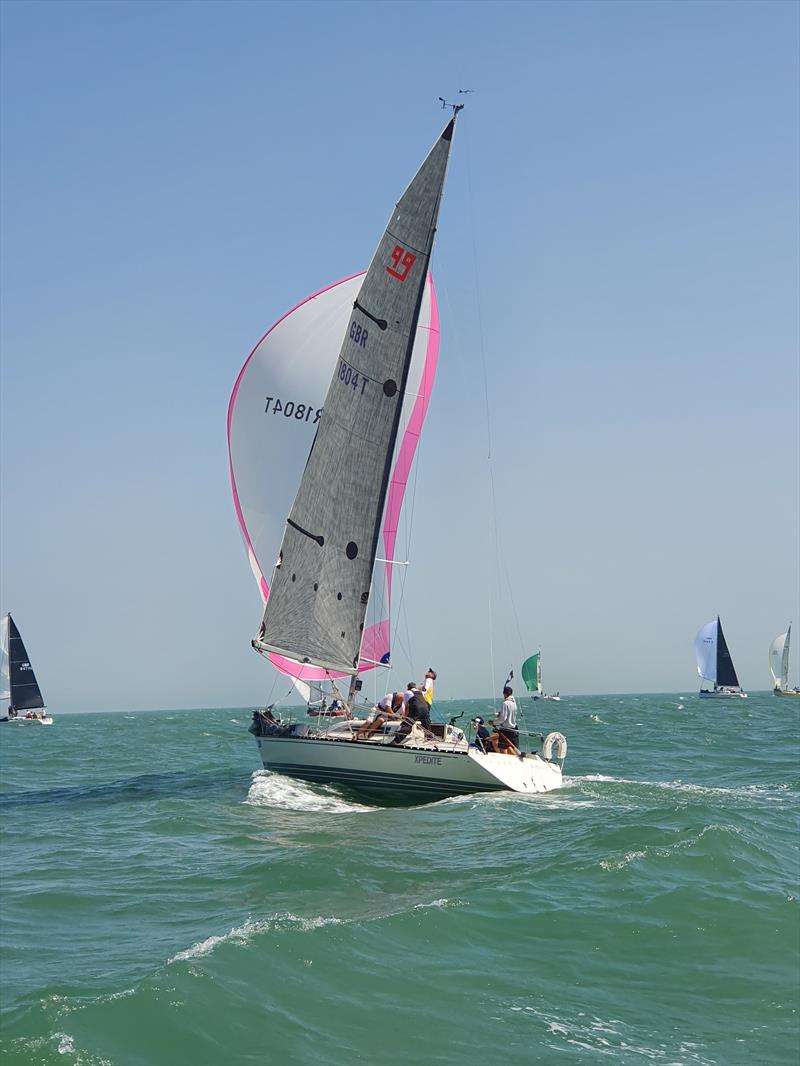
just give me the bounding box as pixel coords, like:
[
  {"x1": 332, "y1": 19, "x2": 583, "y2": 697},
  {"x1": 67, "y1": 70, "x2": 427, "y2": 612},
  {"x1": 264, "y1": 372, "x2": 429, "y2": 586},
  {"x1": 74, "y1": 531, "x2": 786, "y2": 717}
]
[{"x1": 228, "y1": 272, "x2": 439, "y2": 685}]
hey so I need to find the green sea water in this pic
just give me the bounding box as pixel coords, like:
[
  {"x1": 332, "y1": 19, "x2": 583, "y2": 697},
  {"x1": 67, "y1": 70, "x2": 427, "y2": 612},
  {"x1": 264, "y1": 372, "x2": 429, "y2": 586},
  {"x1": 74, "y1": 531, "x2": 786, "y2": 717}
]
[{"x1": 1, "y1": 693, "x2": 798, "y2": 1065}]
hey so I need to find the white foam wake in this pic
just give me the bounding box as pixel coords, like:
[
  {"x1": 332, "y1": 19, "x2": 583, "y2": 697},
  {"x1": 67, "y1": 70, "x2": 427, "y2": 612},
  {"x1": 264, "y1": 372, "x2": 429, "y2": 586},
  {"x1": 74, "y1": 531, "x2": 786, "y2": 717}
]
[{"x1": 245, "y1": 770, "x2": 374, "y2": 813}]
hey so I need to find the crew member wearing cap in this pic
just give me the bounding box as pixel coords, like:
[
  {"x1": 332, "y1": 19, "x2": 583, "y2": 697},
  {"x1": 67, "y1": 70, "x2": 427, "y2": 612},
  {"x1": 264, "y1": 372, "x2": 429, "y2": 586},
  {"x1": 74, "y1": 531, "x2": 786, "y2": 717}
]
[{"x1": 473, "y1": 717, "x2": 492, "y2": 752}]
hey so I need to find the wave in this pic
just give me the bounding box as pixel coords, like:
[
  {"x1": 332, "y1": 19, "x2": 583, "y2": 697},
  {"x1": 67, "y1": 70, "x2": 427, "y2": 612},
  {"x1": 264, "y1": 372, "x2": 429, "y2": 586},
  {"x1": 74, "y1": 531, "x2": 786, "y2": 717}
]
[
  {"x1": 412, "y1": 898, "x2": 462, "y2": 911},
  {"x1": 599, "y1": 823, "x2": 743, "y2": 870},
  {"x1": 3, "y1": 1030, "x2": 113, "y2": 1066},
  {"x1": 576, "y1": 774, "x2": 792, "y2": 800},
  {"x1": 167, "y1": 913, "x2": 342, "y2": 964},
  {"x1": 245, "y1": 770, "x2": 375, "y2": 813},
  {"x1": 0, "y1": 768, "x2": 247, "y2": 810},
  {"x1": 168, "y1": 898, "x2": 464, "y2": 965},
  {"x1": 512, "y1": 1004, "x2": 717, "y2": 1064}
]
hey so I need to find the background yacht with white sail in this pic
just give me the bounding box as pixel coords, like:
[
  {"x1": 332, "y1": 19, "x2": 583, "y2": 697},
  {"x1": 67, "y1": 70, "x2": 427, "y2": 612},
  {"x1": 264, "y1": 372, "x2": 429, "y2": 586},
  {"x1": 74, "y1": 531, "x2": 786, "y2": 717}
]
[
  {"x1": 694, "y1": 616, "x2": 747, "y2": 698},
  {"x1": 769, "y1": 625, "x2": 800, "y2": 696}
]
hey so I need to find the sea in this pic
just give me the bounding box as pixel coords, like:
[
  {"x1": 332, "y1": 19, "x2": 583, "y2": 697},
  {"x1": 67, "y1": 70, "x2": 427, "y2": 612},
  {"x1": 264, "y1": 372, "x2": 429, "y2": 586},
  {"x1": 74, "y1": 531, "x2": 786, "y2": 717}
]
[{"x1": 0, "y1": 693, "x2": 797, "y2": 1066}]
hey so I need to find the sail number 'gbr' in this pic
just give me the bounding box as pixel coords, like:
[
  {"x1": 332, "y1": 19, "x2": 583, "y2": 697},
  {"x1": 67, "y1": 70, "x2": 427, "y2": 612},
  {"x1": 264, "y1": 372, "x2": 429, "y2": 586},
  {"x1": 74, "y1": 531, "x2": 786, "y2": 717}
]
[
  {"x1": 264, "y1": 397, "x2": 322, "y2": 422},
  {"x1": 350, "y1": 321, "x2": 368, "y2": 347},
  {"x1": 387, "y1": 244, "x2": 416, "y2": 281}
]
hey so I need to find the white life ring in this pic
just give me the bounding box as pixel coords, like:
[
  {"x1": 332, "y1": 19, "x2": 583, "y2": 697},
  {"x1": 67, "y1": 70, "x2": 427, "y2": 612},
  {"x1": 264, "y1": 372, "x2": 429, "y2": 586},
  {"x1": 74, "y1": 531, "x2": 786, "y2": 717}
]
[{"x1": 541, "y1": 731, "x2": 567, "y2": 762}]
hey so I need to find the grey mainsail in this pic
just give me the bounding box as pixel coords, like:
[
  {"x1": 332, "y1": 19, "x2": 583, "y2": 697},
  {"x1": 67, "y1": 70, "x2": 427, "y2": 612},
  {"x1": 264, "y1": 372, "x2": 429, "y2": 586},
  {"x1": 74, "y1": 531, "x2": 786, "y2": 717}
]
[{"x1": 255, "y1": 119, "x2": 457, "y2": 673}]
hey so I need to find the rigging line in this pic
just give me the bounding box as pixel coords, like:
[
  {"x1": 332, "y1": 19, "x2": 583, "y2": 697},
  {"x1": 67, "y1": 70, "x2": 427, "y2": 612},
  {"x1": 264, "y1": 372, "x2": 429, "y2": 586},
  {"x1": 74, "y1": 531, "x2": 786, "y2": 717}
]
[
  {"x1": 464, "y1": 117, "x2": 497, "y2": 710},
  {"x1": 492, "y1": 475, "x2": 526, "y2": 662},
  {"x1": 261, "y1": 666, "x2": 281, "y2": 710},
  {"x1": 392, "y1": 554, "x2": 416, "y2": 684},
  {"x1": 385, "y1": 346, "x2": 428, "y2": 685}
]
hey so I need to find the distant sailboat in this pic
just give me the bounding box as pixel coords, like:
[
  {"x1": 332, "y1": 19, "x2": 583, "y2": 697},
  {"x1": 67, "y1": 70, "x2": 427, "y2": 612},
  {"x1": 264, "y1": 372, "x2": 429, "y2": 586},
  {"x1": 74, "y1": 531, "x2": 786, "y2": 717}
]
[
  {"x1": 0, "y1": 614, "x2": 53, "y2": 724},
  {"x1": 521, "y1": 651, "x2": 561, "y2": 701},
  {"x1": 769, "y1": 625, "x2": 800, "y2": 697},
  {"x1": 694, "y1": 616, "x2": 747, "y2": 699}
]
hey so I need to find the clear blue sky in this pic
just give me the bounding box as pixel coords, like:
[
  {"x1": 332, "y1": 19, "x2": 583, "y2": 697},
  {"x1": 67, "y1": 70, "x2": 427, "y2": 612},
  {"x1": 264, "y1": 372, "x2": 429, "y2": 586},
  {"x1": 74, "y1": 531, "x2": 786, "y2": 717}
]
[{"x1": 1, "y1": 0, "x2": 797, "y2": 711}]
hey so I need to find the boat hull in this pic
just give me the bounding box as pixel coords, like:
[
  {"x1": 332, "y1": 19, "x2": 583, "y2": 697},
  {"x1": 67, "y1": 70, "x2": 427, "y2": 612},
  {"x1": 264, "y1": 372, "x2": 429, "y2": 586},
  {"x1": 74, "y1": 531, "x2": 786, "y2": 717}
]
[
  {"x1": 698, "y1": 689, "x2": 747, "y2": 699},
  {"x1": 773, "y1": 688, "x2": 800, "y2": 698},
  {"x1": 253, "y1": 734, "x2": 563, "y2": 800},
  {"x1": 0, "y1": 716, "x2": 53, "y2": 725}
]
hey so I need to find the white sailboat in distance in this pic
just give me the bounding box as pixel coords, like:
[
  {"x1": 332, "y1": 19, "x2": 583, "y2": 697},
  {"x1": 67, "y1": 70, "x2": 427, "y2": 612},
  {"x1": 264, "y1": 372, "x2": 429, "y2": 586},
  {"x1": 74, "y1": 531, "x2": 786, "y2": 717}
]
[{"x1": 769, "y1": 625, "x2": 800, "y2": 697}]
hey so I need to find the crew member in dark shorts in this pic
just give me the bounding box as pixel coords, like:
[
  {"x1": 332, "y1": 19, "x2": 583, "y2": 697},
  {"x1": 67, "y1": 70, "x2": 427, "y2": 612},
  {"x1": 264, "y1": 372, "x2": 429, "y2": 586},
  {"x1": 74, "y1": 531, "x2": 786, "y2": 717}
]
[
  {"x1": 489, "y1": 685, "x2": 519, "y2": 753},
  {"x1": 391, "y1": 686, "x2": 431, "y2": 744}
]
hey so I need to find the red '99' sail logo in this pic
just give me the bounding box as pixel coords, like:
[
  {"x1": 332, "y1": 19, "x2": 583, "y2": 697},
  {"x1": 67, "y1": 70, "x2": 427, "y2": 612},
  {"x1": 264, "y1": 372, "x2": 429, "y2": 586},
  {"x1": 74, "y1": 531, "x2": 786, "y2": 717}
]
[{"x1": 387, "y1": 244, "x2": 416, "y2": 281}]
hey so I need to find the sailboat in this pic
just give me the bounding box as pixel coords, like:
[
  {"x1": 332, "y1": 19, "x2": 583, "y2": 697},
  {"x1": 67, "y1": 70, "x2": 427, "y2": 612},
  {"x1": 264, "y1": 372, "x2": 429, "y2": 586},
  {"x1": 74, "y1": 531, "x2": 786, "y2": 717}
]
[
  {"x1": 694, "y1": 616, "x2": 747, "y2": 698},
  {"x1": 769, "y1": 625, "x2": 800, "y2": 697},
  {"x1": 0, "y1": 614, "x2": 53, "y2": 724},
  {"x1": 521, "y1": 651, "x2": 561, "y2": 701},
  {"x1": 228, "y1": 113, "x2": 566, "y2": 799}
]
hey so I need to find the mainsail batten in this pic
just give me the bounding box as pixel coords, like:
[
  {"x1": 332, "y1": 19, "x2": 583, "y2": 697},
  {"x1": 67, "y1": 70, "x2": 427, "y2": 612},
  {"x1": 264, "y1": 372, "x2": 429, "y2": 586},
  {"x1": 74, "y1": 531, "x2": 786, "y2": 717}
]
[{"x1": 258, "y1": 119, "x2": 457, "y2": 672}]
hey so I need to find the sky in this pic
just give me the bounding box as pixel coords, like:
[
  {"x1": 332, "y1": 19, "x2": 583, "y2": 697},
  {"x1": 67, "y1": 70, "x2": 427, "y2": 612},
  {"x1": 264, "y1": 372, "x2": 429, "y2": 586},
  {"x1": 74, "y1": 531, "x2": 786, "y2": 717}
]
[{"x1": 1, "y1": 0, "x2": 798, "y2": 711}]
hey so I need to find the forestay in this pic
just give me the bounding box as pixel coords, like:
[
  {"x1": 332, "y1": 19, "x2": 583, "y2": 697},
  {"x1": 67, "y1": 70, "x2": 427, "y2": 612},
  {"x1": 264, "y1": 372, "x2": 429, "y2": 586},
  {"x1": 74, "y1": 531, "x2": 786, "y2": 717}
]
[{"x1": 256, "y1": 119, "x2": 457, "y2": 673}]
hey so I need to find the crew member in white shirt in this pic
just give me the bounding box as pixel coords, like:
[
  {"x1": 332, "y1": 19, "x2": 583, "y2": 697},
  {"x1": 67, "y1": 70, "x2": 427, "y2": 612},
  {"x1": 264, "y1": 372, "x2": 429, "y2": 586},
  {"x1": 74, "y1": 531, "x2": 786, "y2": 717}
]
[
  {"x1": 352, "y1": 691, "x2": 405, "y2": 741},
  {"x1": 487, "y1": 685, "x2": 520, "y2": 755}
]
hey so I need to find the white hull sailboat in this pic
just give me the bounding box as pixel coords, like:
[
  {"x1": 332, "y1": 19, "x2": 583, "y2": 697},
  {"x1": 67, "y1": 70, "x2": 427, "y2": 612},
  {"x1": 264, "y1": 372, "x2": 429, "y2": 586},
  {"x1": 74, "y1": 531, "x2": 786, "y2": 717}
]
[
  {"x1": 770, "y1": 624, "x2": 800, "y2": 697},
  {"x1": 251, "y1": 720, "x2": 565, "y2": 799},
  {"x1": 229, "y1": 112, "x2": 566, "y2": 799},
  {"x1": 694, "y1": 616, "x2": 747, "y2": 699},
  {"x1": 0, "y1": 614, "x2": 53, "y2": 724}
]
